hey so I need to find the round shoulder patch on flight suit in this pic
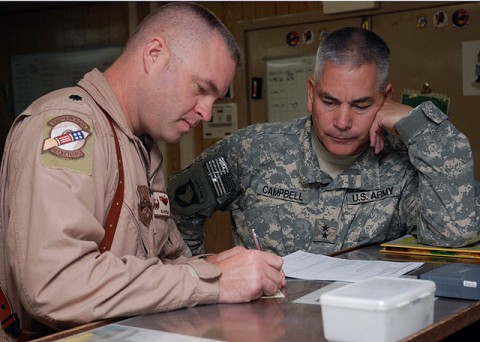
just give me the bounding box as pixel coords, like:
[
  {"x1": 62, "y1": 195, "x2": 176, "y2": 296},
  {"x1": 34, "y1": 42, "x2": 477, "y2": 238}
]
[{"x1": 41, "y1": 113, "x2": 94, "y2": 175}]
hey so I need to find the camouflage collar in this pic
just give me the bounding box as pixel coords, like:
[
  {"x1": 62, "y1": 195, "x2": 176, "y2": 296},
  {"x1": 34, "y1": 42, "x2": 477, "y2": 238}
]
[{"x1": 298, "y1": 116, "x2": 381, "y2": 190}]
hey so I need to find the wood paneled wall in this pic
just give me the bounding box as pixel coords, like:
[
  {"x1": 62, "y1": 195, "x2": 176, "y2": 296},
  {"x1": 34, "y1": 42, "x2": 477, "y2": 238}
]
[
  {"x1": 0, "y1": 2, "x2": 131, "y2": 154},
  {"x1": 0, "y1": 1, "x2": 321, "y2": 165}
]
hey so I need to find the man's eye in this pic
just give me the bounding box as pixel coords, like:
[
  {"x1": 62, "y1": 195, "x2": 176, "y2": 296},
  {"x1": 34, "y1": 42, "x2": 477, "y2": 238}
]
[
  {"x1": 196, "y1": 84, "x2": 206, "y2": 95},
  {"x1": 354, "y1": 105, "x2": 368, "y2": 110},
  {"x1": 322, "y1": 99, "x2": 336, "y2": 106},
  {"x1": 353, "y1": 104, "x2": 370, "y2": 111}
]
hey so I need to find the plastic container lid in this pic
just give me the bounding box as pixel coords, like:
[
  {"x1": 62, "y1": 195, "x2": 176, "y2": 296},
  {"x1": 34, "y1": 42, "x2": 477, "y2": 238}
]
[{"x1": 320, "y1": 276, "x2": 435, "y2": 311}]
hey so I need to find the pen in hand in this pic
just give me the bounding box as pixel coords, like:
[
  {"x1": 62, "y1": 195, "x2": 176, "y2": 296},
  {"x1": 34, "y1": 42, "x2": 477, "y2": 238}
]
[
  {"x1": 251, "y1": 228, "x2": 264, "y2": 251},
  {"x1": 251, "y1": 228, "x2": 285, "y2": 298}
]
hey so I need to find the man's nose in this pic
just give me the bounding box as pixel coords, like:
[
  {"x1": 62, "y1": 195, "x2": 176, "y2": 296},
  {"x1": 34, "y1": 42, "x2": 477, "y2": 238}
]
[
  {"x1": 196, "y1": 99, "x2": 215, "y2": 122},
  {"x1": 333, "y1": 107, "x2": 352, "y2": 130}
]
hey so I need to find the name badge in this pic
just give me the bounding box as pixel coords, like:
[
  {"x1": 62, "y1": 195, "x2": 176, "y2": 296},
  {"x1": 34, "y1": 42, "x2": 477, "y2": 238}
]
[
  {"x1": 347, "y1": 185, "x2": 401, "y2": 205},
  {"x1": 257, "y1": 183, "x2": 309, "y2": 204},
  {"x1": 153, "y1": 191, "x2": 171, "y2": 217}
]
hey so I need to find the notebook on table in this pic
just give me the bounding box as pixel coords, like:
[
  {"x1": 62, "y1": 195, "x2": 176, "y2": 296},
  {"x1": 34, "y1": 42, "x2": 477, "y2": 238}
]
[{"x1": 380, "y1": 234, "x2": 480, "y2": 260}]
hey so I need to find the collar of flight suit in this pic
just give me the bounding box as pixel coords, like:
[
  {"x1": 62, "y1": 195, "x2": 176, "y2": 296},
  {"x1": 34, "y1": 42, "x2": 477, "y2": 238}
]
[
  {"x1": 78, "y1": 69, "x2": 164, "y2": 177},
  {"x1": 78, "y1": 69, "x2": 135, "y2": 141}
]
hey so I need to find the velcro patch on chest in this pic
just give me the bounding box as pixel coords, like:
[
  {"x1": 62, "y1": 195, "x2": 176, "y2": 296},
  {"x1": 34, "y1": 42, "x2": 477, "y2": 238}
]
[
  {"x1": 153, "y1": 191, "x2": 171, "y2": 217},
  {"x1": 257, "y1": 183, "x2": 309, "y2": 204},
  {"x1": 313, "y1": 220, "x2": 337, "y2": 243},
  {"x1": 346, "y1": 185, "x2": 401, "y2": 205}
]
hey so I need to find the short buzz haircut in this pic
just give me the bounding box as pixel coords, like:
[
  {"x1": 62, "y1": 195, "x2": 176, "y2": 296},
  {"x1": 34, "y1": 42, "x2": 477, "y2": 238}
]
[
  {"x1": 314, "y1": 27, "x2": 390, "y2": 92},
  {"x1": 125, "y1": 2, "x2": 241, "y2": 66}
]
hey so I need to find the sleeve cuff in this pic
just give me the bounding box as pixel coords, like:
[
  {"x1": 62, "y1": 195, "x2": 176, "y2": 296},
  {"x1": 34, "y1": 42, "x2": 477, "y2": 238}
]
[
  {"x1": 184, "y1": 258, "x2": 222, "y2": 280},
  {"x1": 394, "y1": 101, "x2": 448, "y2": 141}
]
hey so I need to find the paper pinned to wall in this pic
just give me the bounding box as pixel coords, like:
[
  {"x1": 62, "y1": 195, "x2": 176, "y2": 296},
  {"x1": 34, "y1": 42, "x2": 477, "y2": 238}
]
[
  {"x1": 11, "y1": 46, "x2": 122, "y2": 116},
  {"x1": 462, "y1": 40, "x2": 480, "y2": 96},
  {"x1": 266, "y1": 55, "x2": 315, "y2": 122}
]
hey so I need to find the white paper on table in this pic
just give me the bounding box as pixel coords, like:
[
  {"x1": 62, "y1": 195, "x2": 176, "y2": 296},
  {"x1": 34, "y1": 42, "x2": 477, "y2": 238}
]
[
  {"x1": 59, "y1": 324, "x2": 223, "y2": 342},
  {"x1": 283, "y1": 250, "x2": 423, "y2": 282}
]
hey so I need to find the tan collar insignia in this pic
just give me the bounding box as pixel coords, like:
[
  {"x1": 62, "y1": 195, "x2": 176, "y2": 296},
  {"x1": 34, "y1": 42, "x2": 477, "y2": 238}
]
[
  {"x1": 67, "y1": 94, "x2": 84, "y2": 104},
  {"x1": 137, "y1": 185, "x2": 153, "y2": 226},
  {"x1": 42, "y1": 115, "x2": 91, "y2": 159}
]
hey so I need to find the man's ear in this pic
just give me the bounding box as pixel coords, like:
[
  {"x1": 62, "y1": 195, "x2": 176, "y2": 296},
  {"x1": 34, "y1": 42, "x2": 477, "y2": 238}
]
[
  {"x1": 143, "y1": 37, "x2": 169, "y2": 74},
  {"x1": 307, "y1": 77, "x2": 315, "y2": 113},
  {"x1": 384, "y1": 83, "x2": 394, "y2": 99}
]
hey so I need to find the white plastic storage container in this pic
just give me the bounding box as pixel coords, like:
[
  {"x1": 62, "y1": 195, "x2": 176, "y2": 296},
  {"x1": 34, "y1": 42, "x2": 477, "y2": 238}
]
[{"x1": 320, "y1": 276, "x2": 435, "y2": 342}]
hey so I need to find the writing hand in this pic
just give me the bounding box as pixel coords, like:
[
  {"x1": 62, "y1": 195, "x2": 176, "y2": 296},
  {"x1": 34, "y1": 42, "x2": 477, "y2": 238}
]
[{"x1": 208, "y1": 247, "x2": 286, "y2": 303}]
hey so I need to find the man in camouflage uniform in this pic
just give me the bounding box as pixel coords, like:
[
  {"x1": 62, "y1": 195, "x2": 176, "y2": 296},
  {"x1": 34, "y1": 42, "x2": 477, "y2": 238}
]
[{"x1": 168, "y1": 27, "x2": 480, "y2": 257}]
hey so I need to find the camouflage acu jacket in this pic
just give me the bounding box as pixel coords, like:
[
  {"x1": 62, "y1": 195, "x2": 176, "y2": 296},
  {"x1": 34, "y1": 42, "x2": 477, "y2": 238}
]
[{"x1": 169, "y1": 102, "x2": 480, "y2": 256}]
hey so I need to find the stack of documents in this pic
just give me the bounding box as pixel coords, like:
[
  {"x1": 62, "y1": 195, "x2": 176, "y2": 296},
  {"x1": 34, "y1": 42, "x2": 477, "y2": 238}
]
[
  {"x1": 380, "y1": 234, "x2": 480, "y2": 259},
  {"x1": 283, "y1": 250, "x2": 423, "y2": 282}
]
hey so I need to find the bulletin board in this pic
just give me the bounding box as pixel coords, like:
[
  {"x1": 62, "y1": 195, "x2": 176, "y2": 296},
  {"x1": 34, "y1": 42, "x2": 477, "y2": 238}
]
[
  {"x1": 11, "y1": 46, "x2": 122, "y2": 115},
  {"x1": 266, "y1": 55, "x2": 315, "y2": 122}
]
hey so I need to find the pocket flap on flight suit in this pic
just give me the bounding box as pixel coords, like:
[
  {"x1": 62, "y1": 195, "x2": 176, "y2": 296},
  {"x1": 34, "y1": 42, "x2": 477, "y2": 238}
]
[{"x1": 185, "y1": 259, "x2": 222, "y2": 280}]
